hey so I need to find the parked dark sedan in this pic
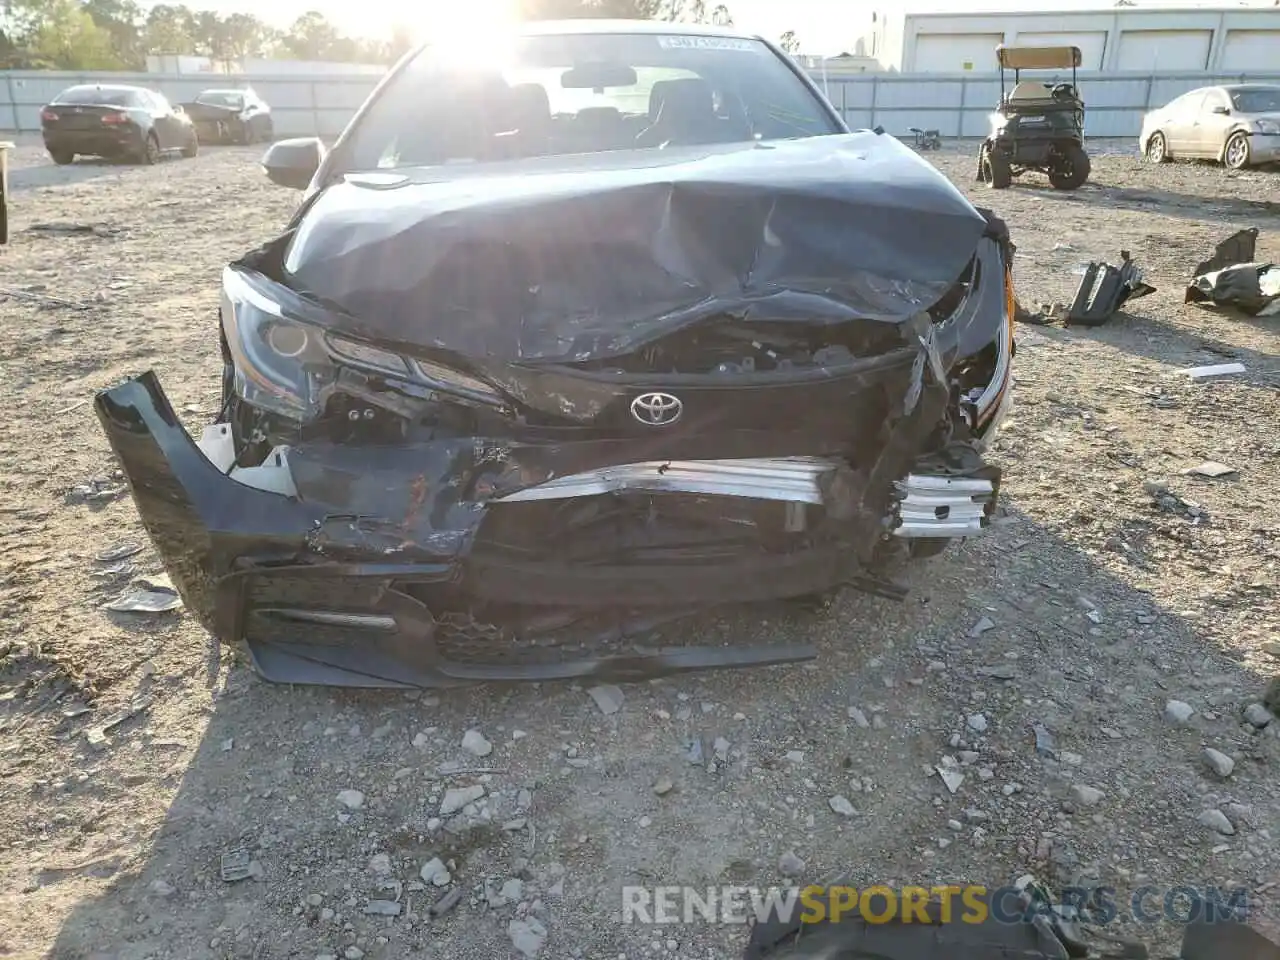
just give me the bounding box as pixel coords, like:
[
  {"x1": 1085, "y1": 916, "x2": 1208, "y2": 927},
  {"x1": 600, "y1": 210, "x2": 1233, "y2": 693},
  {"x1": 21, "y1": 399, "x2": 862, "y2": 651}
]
[
  {"x1": 96, "y1": 20, "x2": 1017, "y2": 689},
  {"x1": 181, "y1": 88, "x2": 274, "y2": 144},
  {"x1": 41, "y1": 83, "x2": 198, "y2": 165}
]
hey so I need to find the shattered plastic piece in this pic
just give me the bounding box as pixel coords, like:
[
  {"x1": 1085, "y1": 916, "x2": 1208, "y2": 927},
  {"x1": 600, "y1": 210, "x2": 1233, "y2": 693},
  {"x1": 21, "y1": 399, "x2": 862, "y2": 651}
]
[
  {"x1": 104, "y1": 587, "x2": 182, "y2": 613},
  {"x1": 220, "y1": 848, "x2": 253, "y2": 882},
  {"x1": 1066, "y1": 251, "x2": 1156, "y2": 327},
  {"x1": 1185, "y1": 228, "x2": 1280, "y2": 317},
  {"x1": 936, "y1": 766, "x2": 965, "y2": 794},
  {"x1": 1183, "y1": 461, "x2": 1237, "y2": 479},
  {"x1": 95, "y1": 541, "x2": 143, "y2": 563},
  {"x1": 969, "y1": 616, "x2": 996, "y2": 638},
  {"x1": 1180, "y1": 363, "x2": 1245, "y2": 379}
]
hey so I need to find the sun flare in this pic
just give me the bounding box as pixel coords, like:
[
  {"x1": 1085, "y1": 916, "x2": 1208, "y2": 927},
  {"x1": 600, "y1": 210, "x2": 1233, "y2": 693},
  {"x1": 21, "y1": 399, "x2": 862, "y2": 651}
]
[{"x1": 405, "y1": 0, "x2": 521, "y2": 47}]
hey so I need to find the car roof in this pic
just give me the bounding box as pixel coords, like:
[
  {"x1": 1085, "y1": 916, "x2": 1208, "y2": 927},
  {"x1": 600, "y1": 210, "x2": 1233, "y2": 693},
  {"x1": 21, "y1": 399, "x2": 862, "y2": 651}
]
[
  {"x1": 505, "y1": 18, "x2": 763, "y2": 40},
  {"x1": 1222, "y1": 83, "x2": 1280, "y2": 92},
  {"x1": 63, "y1": 83, "x2": 146, "y2": 92}
]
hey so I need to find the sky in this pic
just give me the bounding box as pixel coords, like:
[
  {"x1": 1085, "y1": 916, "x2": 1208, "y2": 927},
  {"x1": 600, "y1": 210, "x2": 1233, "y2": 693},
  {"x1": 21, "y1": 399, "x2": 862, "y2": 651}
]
[{"x1": 162, "y1": 0, "x2": 1277, "y2": 55}]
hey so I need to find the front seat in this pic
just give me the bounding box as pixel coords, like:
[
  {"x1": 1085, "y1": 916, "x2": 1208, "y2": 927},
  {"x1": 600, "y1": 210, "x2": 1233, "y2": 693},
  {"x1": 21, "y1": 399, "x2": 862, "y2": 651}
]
[{"x1": 637, "y1": 78, "x2": 721, "y2": 148}]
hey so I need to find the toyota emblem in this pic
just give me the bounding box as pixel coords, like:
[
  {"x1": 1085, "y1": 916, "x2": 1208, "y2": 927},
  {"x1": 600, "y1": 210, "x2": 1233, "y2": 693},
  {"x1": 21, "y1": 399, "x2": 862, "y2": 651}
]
[{"x1": 630, "y1": 391, "x2": 683, "y2": 426}]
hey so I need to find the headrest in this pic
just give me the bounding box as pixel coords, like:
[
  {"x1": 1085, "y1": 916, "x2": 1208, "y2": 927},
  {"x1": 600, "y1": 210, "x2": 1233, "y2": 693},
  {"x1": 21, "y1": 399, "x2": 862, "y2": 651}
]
[
  {"x1": 648, "y1": 78, "x2": 715, "y2": 122},
  {"x1": 507, "y1": 82, "x2": 551, "y2": 129}
]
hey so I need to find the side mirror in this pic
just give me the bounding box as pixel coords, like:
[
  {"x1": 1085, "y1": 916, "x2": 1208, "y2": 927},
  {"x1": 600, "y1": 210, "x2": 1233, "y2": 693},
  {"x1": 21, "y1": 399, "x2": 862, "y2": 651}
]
[
  {"x1": 262, "y1": 137, "x2": 325, "y2": 190},
  {"x1": 1212, "y1": 105, "x2": 1230, "y2": 115}
]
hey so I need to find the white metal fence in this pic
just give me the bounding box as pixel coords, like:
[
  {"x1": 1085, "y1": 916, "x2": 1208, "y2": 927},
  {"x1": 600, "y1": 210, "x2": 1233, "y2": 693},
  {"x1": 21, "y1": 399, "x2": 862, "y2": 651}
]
[{"x1": 3, "y1": 68, "x2": 1278, "y2": 141}]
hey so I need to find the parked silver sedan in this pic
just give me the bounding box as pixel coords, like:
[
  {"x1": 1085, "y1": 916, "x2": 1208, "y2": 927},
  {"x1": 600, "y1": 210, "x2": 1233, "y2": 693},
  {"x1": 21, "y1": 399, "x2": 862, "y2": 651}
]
[{"x1": 1139, "y1": 83, "x2": 1280, "y2": 170}]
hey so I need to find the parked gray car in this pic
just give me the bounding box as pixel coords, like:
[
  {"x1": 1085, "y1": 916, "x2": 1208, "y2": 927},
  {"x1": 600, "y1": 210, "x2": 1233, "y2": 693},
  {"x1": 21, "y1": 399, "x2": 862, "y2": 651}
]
[{"x1": 1139, "y1": 83, "x2": 1280, "y2": 169}]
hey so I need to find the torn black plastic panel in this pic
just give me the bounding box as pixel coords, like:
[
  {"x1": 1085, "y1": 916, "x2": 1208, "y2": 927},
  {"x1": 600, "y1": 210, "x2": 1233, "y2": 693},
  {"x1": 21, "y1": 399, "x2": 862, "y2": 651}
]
[
  {"x1": 265, "y1": 133, "x2": 989, "y2": 363},
  {"x1": 1066, "y1": 251, "x2": 1156, "y2": 327},
  {"x1": 1185, "y1": 227, "x2": 1280, "y2": 318}
]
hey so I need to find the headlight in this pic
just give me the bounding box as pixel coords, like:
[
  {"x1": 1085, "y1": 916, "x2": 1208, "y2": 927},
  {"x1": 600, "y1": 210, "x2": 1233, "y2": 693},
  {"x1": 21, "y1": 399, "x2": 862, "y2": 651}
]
[
  {"x1": 1255, "y1": 119, "x2": 1280, "y2": 136},
  {"x1": 221, "y1": 267, "x2": 337, "y2": 421},
  {"x1": 221, "y1": 267, "x2": 504, "y2": 422}
]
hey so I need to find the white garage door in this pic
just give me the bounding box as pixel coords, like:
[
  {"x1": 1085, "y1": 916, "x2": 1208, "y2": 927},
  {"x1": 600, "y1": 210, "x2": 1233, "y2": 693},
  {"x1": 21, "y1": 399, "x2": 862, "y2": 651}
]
[
  {"x1": 1220, "y1": 30, "x2": 1280, "y2": 71},
  {"x1": 913, "y1": 33, "x2": 1005, "y2": 73},
  {"x1": 1013, "y1": 31, "x2": 1108, "y2": 71},
  {"x1": 1116, "y1": 30, "x2": 1212, "y2": 71}
]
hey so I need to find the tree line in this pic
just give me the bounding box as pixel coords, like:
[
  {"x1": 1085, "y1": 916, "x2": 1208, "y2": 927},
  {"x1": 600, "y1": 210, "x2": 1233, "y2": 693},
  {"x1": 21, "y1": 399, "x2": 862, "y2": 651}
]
[{"x1": 0, "y1": 0, "x2": 792, "y2": 72}]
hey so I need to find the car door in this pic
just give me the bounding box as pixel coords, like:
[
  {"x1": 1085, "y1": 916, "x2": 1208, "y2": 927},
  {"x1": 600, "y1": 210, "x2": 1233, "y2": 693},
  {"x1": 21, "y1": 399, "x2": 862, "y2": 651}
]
[
  {"x1": 1191, "y1": 88, "x2": 1234, "y2": 159},
  {"x1": 1165, "y1": 90, "x2": 1207, "y2": 154}
]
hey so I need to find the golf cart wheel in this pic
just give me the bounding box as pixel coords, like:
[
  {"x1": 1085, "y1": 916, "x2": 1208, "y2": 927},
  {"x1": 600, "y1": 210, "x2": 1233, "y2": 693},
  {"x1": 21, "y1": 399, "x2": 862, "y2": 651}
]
[
  {"x1": 1224, "y1": 131, "x2": 1250, "y2": 170},
  {"x1": 1048, "y1": 143, "x2": 1090, "y2": 190},
  {"x1": 1145, "y1": 131, "x2": 1169, "y2": 163},
  {"x1": 981, "y1": 144, "x2": 1012, "y2": 189}
]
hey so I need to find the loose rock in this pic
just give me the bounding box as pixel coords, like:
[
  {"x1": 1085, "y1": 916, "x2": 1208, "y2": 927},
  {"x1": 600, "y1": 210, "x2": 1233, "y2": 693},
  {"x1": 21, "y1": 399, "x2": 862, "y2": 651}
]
[
  {"x1": 1242, "y1": 703, "x2": 1273, "y2": 728},
  {"x1": 1202, "y1": 748, "x2": 1235, "y2": 779},
  {"x1": 1164, "y1": 700, "x2": 1195, "y2": 725},
  {"x1": 1197, "y1": 809, "x2": 1235, "y2": 836},
  {"x1": 967, "y1": 714, "x2": 989, "y2": 733},
  {"x1": 508, "y1": 917, "x2": 549, "y2": 958},
  {"x1": 420, "y1": 857, "x2": 452, "y2": 887},
  {"x1": 778, "y1": 851, "x2": 806, "y2": 877},
  {"x1": 440, "y1": 784, "x2": 486, "y2": 816},
  {"x1": 336, "y1": 789, "x2": 365, "y2": 810},
  {"x1": 461, "y1": 729, "x2": 493, "y2": 757},
  {"x1": 587, "y1": 685, "x2": 624, "y2": 715},
  {"x1": 1070, "y1": 785, "x2": 1105, "y2": 807},
  {"x1": 828, "y1": 795, "x2": 856, "y2": 817}
]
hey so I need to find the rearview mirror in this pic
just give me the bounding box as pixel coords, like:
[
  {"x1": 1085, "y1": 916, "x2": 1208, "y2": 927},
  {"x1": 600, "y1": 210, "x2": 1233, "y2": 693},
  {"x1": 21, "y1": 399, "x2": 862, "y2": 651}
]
[
  {"x1": 1212, "y1": 105, "x2": 1230, "y2": 115},
  {"x1": 561, "y1": 63, "x2": 638, "y2": 89},
  {"x1": 262, "y1": 137, "x2": 325, "y2": 190}
]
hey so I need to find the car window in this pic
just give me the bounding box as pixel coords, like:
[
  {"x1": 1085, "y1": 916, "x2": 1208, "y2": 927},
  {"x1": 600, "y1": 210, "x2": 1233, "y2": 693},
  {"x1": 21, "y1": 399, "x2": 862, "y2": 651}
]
[
  {"x1": 344, "y1": 32, "x2": 840, "y2": 172},
  {"x1": 199, "y1": 92, "x2": 245, "y2": 108},
  {"x1": 53, "y1": 86, "x2": 138, "y2": 107},
  {"x1": 1230, "y1": 87, "x2": 1280, "y2": 113},
  {"x1": 1173, "y1": 91, "x2": 1207, "y2": 117},
  {"x1": 1201, "y1": 89, "x2": 1229, "y2": 112},
  {"x1": 150, "y1": 92, "x2": 171, "y2": 112}
]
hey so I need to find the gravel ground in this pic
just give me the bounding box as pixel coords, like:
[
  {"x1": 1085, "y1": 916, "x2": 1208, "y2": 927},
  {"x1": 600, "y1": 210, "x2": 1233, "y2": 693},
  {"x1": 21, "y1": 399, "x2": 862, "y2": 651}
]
[{"x1": 1, "y1": 132, "x2": 1279, "y2": 960}]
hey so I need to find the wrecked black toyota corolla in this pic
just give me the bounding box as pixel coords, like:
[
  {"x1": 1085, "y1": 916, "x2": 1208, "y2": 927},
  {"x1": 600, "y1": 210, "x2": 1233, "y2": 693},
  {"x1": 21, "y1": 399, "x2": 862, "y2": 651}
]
[{"x1": 95, "y1": 21, "x2": 1017, "y2": 689}]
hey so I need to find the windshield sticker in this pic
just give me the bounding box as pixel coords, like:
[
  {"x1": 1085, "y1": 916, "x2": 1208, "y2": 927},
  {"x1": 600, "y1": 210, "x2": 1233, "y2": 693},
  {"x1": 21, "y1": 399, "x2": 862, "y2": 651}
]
[{"x1": 656, "y1": 36, "x2": 756, "y2": 51}]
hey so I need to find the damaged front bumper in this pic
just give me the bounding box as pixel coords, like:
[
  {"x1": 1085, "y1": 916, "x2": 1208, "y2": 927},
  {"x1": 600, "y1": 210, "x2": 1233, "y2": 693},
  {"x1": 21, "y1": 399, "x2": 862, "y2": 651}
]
[{"x1": 97, "y1": 340, "x2": 1009, "y2": 688}]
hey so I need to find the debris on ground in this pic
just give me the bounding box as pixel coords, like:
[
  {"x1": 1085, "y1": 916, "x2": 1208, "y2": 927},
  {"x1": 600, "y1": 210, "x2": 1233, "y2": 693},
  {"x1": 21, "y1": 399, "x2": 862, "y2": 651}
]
[
  {"x1": 66, "y1": 478, "x2": 127, "y2": 504},
  {"x1": 95, "y1": 541, "x2": 143, "y2": 562},
  {"x1": 1182, "y1": 461, "x2": 1237, "y2": 479},
  {"x1": 587, "y1": 685, "x2": 624, "y2": 715},
  {"x1": 1179, "y1": 362, "x2": 1246, "y2": 379},
  {"x1": 1185, "y1": 227, "x2": 1280, "y2": 317},
  {"x1": 220, "y1": 848, "x2": 253, "y2": 882},
  {"x1": 1065, "y1": 251, "x2": 1157, "y2": 326},
  {"x1": 103, "y1": 585, "x2": 182, "y2": 613}
]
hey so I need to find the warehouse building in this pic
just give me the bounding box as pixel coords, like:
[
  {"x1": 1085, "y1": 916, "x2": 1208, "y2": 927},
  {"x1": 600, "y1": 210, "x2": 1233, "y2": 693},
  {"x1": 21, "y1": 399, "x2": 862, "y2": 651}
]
[{"x1": 863, "y1": 6, "x2": 1280, "y2": 73}]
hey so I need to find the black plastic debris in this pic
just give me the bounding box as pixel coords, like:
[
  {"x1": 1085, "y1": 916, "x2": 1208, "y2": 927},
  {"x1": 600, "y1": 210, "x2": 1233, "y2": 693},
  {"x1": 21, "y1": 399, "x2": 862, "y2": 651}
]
[
  {"x1": 220, "y1": 848, "x2": 252, "y2": 883},
  {"x1": 1066, "y1": 251, "x2": 1156, "y2": 326},
  {"x1": 1185, "y1": 227, "x2": 1280, "y2": 318}
]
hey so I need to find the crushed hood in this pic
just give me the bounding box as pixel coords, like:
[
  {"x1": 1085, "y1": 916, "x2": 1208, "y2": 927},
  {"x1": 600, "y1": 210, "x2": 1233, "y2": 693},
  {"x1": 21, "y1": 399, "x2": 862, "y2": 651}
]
[{"x1": 281, "y1": 132, "x2": 989, "y2": 363}]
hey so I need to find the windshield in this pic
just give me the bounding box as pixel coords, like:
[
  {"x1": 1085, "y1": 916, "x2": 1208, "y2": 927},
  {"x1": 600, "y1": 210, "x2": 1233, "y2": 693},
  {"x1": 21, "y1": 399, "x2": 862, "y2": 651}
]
[
  {"x1": 198, "y1": 92, "x2": 244, "y2": 108},
  {"x1": 1230, "y1": 87, "x2": 1280, "y2": 113},
  {"x1": 344, "y1": 32, "x2": 840, "y2": 171},
  {"x1": 53, "y1": 86, "x2": 141, "y2": 107}
]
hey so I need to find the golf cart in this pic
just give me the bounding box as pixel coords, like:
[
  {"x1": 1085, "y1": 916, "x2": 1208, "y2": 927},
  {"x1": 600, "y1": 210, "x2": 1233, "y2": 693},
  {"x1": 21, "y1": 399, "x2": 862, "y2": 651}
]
[{"x1": 978, "y1": 44, "x2": 1091, "y2": 191}]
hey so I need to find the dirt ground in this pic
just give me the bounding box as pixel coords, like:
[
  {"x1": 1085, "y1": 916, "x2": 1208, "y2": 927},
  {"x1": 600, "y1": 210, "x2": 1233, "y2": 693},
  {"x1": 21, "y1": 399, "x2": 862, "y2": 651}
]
[{"x1": 1, "y1": 133, "x2": 1278, "y2": 960}]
